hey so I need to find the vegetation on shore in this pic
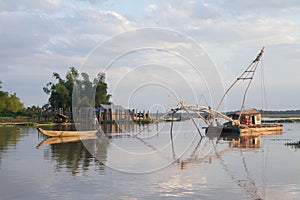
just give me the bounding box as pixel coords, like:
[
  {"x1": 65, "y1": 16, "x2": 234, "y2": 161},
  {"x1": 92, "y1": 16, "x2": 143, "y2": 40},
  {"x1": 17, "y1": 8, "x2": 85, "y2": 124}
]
[
  {"x1": 1, "y1": 70, "x2": 300, "y2": 126},
  {"x1": 261, "y1": 110, "x2": 300, "y2": 117},
  {"x1": 0, "y1": 81, "x2": 49, "y2": 120},
  {"x1": 285, "y1": 141, "x2": 300, "y2": 150},
  {"x1": 43, "y1": 67, "x2": 111, "y2": 111},
  {"x1": 0, "y1": 80, "x2": 24, "y2": 114},
  {"x1": 1, "y1": 67, "x2": 112, "y2": 125}
]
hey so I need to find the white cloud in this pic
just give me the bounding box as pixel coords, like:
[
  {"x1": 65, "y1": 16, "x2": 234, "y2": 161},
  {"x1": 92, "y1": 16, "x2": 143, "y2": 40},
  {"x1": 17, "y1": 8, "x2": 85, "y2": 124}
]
[
  {"x1": 0, "y1": 1, "x2": 137, "y2": 106},
  {"x1": 0, "y1": 0, "x2": 299, "y2": 109}
]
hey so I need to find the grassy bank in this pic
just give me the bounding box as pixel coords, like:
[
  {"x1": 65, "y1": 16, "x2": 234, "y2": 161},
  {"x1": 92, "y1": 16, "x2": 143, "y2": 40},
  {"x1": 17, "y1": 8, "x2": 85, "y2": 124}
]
[{"x1": 0, "y1": 121, "x2": 56, "y2": 127}]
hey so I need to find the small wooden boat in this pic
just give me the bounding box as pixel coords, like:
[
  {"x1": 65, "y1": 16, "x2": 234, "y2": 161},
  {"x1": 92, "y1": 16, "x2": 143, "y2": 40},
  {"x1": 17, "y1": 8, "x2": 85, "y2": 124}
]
[{"x1": 37, "y1": 127, "x2": 98, "y2": 137}]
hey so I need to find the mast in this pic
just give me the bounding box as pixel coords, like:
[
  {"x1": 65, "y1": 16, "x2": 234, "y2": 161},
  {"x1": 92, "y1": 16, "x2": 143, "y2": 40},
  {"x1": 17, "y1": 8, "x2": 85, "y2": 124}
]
[{"x1": 216, "y1": 47, "x2": 265, "y2": 120}]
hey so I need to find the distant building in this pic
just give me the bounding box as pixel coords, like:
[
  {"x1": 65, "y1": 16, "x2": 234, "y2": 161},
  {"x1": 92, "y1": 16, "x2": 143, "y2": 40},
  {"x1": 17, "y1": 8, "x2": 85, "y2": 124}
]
[{"x1": 97, "y1": 104, "x2": 131, "y2": 123}]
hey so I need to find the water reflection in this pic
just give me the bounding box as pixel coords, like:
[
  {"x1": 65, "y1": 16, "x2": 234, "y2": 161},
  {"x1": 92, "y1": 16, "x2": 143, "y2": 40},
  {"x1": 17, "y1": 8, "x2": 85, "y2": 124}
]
[
  {"x1": 38, "y1": 122, "x2": 265, "y2": 176},
  {"x1": 37, "y1": 135, "x2": 97, "y2": 148},
  {"x1": 230, "y1": 135, "x2": 261, "y2": 148},
  {"x1": 0, "y1": 126, "x2": 22, "y2": 166},
  {"x1": 177, "y1": 135, "x2": 261, "y2": 172},
  {"x1": 42, "y1": 137, "x2": 109, "y2": 175},
  {"x1": 38, "y1": 124, "x2": 111, "y2": 175},
  {"x1": 0, "y1": 122, "x2": 299, "y2": 199}
]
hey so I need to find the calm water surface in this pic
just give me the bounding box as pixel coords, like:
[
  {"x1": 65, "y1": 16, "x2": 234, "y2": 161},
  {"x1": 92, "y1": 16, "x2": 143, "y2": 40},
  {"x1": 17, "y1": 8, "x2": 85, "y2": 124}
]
[{"x1": 0, "y1": 121, "x2": 299, "y2": 200}]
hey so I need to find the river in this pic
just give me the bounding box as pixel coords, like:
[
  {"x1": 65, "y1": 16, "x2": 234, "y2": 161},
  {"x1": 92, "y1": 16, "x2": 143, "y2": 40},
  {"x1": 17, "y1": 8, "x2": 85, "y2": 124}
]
[{"x1": 0, "y1": 120, "x2": 299, "y2": 200}]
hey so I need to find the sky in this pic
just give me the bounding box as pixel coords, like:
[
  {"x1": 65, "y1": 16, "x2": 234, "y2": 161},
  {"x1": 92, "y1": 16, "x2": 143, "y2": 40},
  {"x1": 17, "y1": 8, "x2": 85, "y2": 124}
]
[{"x1": 0, "y1": 0, "x2": 299, "y2": 111}]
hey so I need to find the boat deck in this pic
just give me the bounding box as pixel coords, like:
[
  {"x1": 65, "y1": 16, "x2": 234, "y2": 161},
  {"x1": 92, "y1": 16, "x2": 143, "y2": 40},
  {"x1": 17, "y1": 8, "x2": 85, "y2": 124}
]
[{"x1": 239, "y1": 124, "x2": 283, "y2": 136}]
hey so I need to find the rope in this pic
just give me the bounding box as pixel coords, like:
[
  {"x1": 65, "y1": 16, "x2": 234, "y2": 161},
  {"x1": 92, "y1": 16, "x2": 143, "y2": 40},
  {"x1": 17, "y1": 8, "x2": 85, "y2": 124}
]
[
  {"x1": 134, "y1": 110, "x2": 174, "y2": 137},
  {"x1": 216, "y1": 47, "x2": 265, "y2": 112},
  {"x1": 238, "y1": 62, "x2": 259, "y2": 122},
  {"x1": 182, "y1": 106, "x2": 203, "y2": 137}
]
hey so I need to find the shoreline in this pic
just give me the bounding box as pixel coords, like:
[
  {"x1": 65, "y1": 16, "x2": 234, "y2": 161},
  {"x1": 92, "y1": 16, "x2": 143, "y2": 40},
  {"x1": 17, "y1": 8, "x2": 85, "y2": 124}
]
[
  {"x1": 0, "y1": 122, "x2": 73, "y2": 127},
  {"x1": 1, "y1": 114, "x2": 300, "y2": 127}
]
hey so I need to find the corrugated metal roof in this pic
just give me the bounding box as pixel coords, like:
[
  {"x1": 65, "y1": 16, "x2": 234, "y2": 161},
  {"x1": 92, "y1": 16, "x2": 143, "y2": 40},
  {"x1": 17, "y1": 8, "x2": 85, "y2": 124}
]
[{"x1": 234, "y1": 109, "x2": 261, "y2": 115}]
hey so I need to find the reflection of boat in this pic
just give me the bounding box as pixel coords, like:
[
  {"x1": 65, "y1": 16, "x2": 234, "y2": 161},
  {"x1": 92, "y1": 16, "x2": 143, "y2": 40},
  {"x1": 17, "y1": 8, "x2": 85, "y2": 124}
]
[
  {"x1": 37, "y1": 127, "x2": 98, "y2": 137},
  {"x1": 37, "y1": 135, "x2": 97, "y2": 148},
  {"x1": 230, "y1": 135, "x2": 261, "y2": 148}
]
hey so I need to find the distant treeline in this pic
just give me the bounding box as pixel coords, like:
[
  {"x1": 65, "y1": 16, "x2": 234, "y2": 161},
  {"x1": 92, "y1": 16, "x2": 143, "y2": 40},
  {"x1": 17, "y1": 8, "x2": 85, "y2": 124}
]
[
  {"x1": 260, "y1": 110, "x2": 300, "y2": 116},
  {"x1": 224, "y1": 109, "x2": 300, "y2": 116},
  {"x1": 155, "y1": 109, "x2": 300, "y2": 117},
  {"x1": 0, "y1": 67, "x2": 111, "y2": 121}
]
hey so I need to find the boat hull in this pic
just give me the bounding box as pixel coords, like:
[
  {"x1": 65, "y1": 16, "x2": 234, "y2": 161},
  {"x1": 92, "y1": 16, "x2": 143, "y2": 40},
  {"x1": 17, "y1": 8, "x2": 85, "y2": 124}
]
[
  {"x1": 206, "y1": 124, "x2": 283, "y2": 139},
  {"x1": 206, "y1": 126, "x2": 240, "y2": 139},
  {"x1": 37, "y1": 127, "x2": 98, "y2": 137},
  {"x1": 239, "y1": 124, "x2": 283, "y2": 136}
]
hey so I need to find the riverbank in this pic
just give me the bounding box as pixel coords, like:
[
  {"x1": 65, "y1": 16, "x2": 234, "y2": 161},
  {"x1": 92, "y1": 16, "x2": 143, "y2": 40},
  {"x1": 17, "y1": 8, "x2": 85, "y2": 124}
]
[{"x1": 0, "y1": 121, "x2": 70, "y2": 127}]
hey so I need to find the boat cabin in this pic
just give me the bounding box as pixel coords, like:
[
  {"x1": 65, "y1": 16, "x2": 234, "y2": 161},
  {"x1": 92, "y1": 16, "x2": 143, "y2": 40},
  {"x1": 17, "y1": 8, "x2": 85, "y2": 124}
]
[{"x1": 228, "y1": 109, "x2": 262, "y2": 125}]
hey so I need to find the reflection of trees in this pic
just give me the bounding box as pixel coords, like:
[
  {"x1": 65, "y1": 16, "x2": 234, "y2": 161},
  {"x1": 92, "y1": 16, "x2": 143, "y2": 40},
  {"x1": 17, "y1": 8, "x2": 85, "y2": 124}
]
[
  {"x1": 40, "y1": 122, "x2": 152, "y2": 175},
  {"x1": 0, "y1": 127, "x2": 21, "y2": 166},
  {"x1": 44, "y1": 137, "x2": 109, "y2": 175}
]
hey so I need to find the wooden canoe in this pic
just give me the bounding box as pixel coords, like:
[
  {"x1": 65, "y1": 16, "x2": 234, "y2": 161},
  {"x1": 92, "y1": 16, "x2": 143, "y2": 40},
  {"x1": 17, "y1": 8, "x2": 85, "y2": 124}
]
[{"x1": 37, "y1": 127, "x2": 98, "y2": 137}]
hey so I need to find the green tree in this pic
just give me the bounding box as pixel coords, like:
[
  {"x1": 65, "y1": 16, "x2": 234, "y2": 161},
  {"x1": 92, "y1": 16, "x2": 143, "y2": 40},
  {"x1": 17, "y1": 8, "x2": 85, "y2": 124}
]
[
  {"x1": 65, "y1": 67, "x2": 79, "y2": 108},
  {"x1": 0, "y1": 81, "x2": 24, "y2": 114},
  {"x1": 6, "y1": 93, "x2": 24, "y2": 113},
  {"x1": 43, "y1": 68, "x2": 111, "y2": 111},
  {"x1": 94, "y1": 73, "x2": 111, "y2": 106},
  {"x1": 24, "y1": 105, "x2": 43, "y2": 118}
]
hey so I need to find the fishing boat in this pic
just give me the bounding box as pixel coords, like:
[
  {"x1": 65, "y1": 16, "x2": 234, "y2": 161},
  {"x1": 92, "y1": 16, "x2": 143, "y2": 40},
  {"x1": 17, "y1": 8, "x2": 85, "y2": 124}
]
[
  {"x1": 37, "y1": 127, "x2": 98, "y2": 137},
  {"x1": 210, "y1": 109, "x2": 283, "y2": 137},
  {"x1": 231, "y1": 109, "x2": 283, "y2": 136},
  {"x1": 174, "y1": 47, "x2": 283, "y2": 138}
]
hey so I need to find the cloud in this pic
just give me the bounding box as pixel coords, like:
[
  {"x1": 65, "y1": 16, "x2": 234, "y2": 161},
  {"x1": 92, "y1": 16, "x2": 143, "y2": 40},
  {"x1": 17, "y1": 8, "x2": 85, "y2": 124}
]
[
  {"x1": 0, "y1": 0, "x2": 69, "y2": 14},
  {"x1": 141, "y1": 1, "x2": 300, "y2": 47},
  {"x1": 0, "y1": 1, "x2": 137, "y2": 106},
  {"x1": 0, "y1": 0, "x2": 299, "y2": 109}
]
